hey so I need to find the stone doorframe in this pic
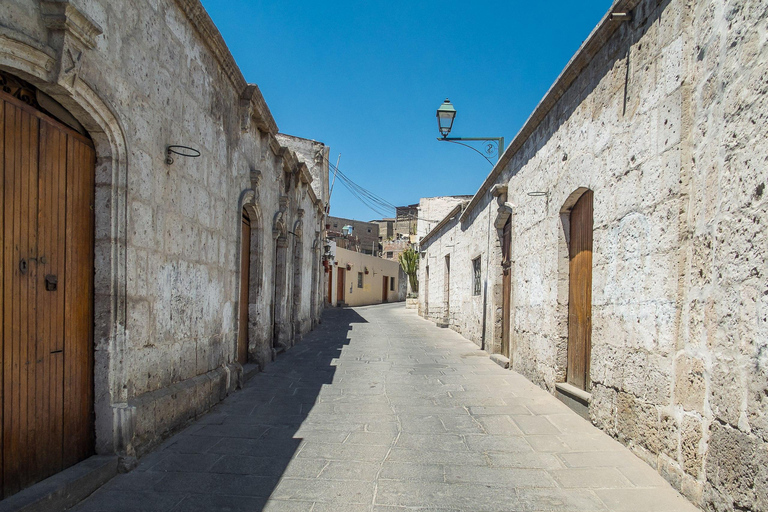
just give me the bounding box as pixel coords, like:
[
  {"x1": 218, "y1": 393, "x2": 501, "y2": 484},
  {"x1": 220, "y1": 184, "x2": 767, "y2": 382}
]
[
  {"x1": 490, "y1": 184, "x2": 513, "y2": 358},
  {"x1": 556, "y1": 187, "x2": 593, "y2": 385},
  {"x1": 0, "y1": 6, "x2": 132, "y2": 456},
  {"x1": 237, "y1": 181, "x2": 263, "y2": 364}
]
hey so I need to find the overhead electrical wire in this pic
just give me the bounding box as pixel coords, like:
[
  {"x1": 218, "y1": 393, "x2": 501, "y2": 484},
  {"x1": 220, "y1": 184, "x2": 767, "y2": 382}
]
[{"x1": 321, "y1": 154, "x2": 461, "y2": 225}]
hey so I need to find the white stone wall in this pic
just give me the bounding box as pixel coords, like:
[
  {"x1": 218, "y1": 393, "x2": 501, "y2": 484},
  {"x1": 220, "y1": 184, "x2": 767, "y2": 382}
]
[
  {"x1": 0, "y1": 0, "x2": 327, "y2": 459},
  {"x1": 419, "y1": 0, "x2": 768, "y2": 510},
  {"x1": 416, "y1": 196, "x2": 473, "y2": 240}
]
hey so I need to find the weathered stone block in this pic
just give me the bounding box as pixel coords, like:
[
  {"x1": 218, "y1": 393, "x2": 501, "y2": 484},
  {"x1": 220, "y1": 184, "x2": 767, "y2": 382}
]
[
  {"x1": 707, "y1": 421, "x2": 768, "y2": 511},
  {"x1": 680, "y1": 415, "x2": 703, "y2": 478},
  {"x1": 674, "y1": 355, "x2": 706, "y2": 413}
]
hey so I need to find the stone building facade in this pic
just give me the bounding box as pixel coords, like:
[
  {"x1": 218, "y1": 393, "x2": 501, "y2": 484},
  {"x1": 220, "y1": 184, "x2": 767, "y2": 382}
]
[
  {"x1": 419, "y1": 0, "x2": 768, "y2": 510},
  {"x1": 0, "y1": 0, "x2": 327, "y2": 498},
  {"x1": 416, "y1": 195, "x2": 473, "y2": 240}
]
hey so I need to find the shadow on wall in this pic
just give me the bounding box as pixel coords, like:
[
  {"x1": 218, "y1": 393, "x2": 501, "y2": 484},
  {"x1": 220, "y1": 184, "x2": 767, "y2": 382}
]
[{"x1": 110, "y1": 308, "x2": 366, "y2": 509}]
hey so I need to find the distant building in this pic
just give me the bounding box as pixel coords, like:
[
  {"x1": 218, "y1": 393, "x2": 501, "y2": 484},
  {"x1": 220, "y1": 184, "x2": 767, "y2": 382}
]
[
  {"x1": 326, "y1": 216, "x2": 380, "y2": 255},
  {"x1": 416, "y1": 196, "x2": 474, "y2": 240},
  {"x1": 371, "y1": 218, "x2": 395, "y2": 241},
  {"x1": 326, "y1": 247, "x2": 405, "y2": 307}
]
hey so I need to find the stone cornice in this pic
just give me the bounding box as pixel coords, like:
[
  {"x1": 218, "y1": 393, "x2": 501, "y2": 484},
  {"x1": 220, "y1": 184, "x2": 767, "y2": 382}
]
[
  {"x1": 298, "y1": 162, "x2": 313, "y2": 185},
  {"x1": 240, "y1": 83, "x2": 278, "y2": 135},
  {"x1": 41, "y1": 0, "x2": 103, "y2": 49},
  {"x1": 172, "y1": 0, "x2": 280, "y2": 136},
  {"x1": 460, "y1": 0, "x2": 642, "y2": 223},
  {"x1": 172, "y1": 0, "x2": 246, "y2": 91}
]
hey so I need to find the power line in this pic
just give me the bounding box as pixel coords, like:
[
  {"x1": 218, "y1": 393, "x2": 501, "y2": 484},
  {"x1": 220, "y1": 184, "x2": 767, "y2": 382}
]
[{"x1": 320, "y1": 154, "x2": 462, "y2": 225}]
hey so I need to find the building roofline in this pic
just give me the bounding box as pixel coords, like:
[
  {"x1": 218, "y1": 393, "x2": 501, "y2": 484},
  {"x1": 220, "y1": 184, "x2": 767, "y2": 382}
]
[
  {"x1": 173, "y1": 0, "x2": 278, "y2": 135},
  {"x1": 420, "y1": 202, "x2": 466, "y2": 247},
  {"x1": 459, "y1": 0, "x2": 641, "y2": 223}
]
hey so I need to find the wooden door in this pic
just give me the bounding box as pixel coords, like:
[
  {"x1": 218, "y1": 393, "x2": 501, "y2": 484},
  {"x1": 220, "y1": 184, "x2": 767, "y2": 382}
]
[
  {"x1": 567, "y1": 190, "x2": 593, "y2": 391},
  {"x1": 382, "y1": 276, "x2": 388, "y2": 302},
  {"x1": 424, "y1": 266, "x2": 429, "y2": 316},
  {"x1": 444, "y1": 256, "x2": 450, "y2": 319},
  {"x1": 1, "y1": 90, "x2": 95, "y2": 497},
  {"x1": 237, "y1": 210, "x2": 250, "y2": 365},
  {"x1": 501, "y1": 217, "x2": 511, "y2": 358},
  {"x1": 336, "y1": 268, "x2": 345, "y2": 304},
  {"x1": 327, "y1": 267, "x2": 333, "y2": 304}
]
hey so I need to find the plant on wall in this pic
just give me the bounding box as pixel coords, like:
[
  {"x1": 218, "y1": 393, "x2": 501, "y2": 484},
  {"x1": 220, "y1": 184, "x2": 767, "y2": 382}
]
[{"x1": 398, "y1": 247, "x2": 419, "y2": 295}]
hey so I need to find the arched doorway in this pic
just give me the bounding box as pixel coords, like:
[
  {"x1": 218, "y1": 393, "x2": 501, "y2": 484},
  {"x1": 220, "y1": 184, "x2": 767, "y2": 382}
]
[
  {"x1": 291, "y1": 220, "x2": 304, "y2": 342},
  {"x1": 238, "y1": 208, "x2": 251, "y2": 365},
  {"x1": 273, "y1": 236, "x2": 289, "y2": 353},
  {"x1": 566, "y1": 189, "x2": 593, "y2": 391},
  {"x1": 501, "y1": 216, "x2": 512, "y2": 358},
  {"x1": 0, "y1": 73, "x2": 95, "y2": 496}
]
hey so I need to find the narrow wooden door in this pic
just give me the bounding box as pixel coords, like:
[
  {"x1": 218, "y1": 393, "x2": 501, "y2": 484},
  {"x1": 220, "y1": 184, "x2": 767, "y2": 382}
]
[
  {"x1": 567, "y1": 190, "x2": 593, "y2": 391},
  {"x1": 337, "y1": 268, "x2": 345, "y2": 304},
  {"x1": 382, "y1": 276, "x2": 388, "y2": 302},
  {"x1": 444, "y1": 256, "x2": 450, "y2": 319},
  {"x1": 237, "y1": 210, "x2": 250, "y2": 365},
  {"x1": 1, "y1": 90, "x2": 95, "y2": 497},
  {"x1": 501, "y1": 217, "x2": 511, "y2": 358},
  {"x1": 327, "y1": 267, "x2": 333, "y2": 303}
]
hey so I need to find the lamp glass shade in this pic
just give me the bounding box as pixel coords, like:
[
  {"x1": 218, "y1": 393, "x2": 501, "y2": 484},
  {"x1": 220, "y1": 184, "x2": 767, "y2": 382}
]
[{"x1": 436, "y1": 99, "x2": 456, "y2": 137}]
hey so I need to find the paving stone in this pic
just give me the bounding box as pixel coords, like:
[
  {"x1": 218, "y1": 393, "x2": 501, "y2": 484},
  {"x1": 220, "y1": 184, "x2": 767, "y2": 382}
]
[
  {"x1": 69, "y1": 305, "x2": 697, "y2": 512},
  {"x1": 510, "y1": 415, "x2": 562, "y2": 435},
  {"x1": 75, "y1": 490, "x2": 186, "y2": 512},
  {"x1": 475, "y1": 415, "x2": 525, "y2": 436},
  {"x1": 463, "y1": 434, "x2": 534, "y2": 453},
  {"x1": 444, "y1": 466, "x2": 557, "y2": 487},
  {"x1": 549, "y1": 468, "x2": 634, "y2": 488},
  {"x1": 270, "y1": 478, "x2": 375, "y2": 504},
  {"x1": 515, "y1": 488, "x2": 609, "y2": 511},
  {"x1": 595, "y1": 487, "x2": 700, "y2": 511},
  {"x1": 395, "y1": 433, "x2": 467, "y2": 452},
  {"x1": 297, "y1": 442, "x2": 390, "y2": 462},
  {"x1": 344, "y1": 431, "x2": 397, "y2": 446},
  {"x1": 378, "y1": 462, "x2": 445, "y2": 482},
  {"x1": 317, "y1": 460, "x2": 381, "y2": 480}
]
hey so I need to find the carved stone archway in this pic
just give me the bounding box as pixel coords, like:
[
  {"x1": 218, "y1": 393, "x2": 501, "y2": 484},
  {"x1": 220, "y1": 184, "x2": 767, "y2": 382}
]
[{"x1": 0, "y1": 5, "x2": 130, "y2": 457}]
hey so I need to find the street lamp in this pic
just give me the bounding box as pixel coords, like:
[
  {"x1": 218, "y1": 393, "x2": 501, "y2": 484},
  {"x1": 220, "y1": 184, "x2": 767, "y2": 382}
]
[
  {"x1": 437, "y1": 99, "x2": 456, "y2": 137},
  {"x1": 435, "y1": 98, "x2": 504, "y2": 165}
]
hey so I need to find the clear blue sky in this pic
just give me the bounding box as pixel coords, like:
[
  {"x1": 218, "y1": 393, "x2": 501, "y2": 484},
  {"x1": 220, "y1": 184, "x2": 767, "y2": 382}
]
[{"x1": 199, "y1": 1, "x2": 613, "y2": 221}]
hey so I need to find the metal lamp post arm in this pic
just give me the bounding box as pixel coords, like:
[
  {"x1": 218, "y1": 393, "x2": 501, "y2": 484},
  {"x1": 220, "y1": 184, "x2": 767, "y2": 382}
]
[{"x1": 437, "y1": 136, "x2": 505, "y2": 165}]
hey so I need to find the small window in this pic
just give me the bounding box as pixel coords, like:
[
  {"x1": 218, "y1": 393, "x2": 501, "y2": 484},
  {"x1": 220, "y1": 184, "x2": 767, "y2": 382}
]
[
  {"x1": 390, "y1": 277, "x2": 395, "y2": 291},
  {"x1": 367, "y1": 228, "x2": 371, "y2": 233},
  {"x1": 333, "y1": 223, "x2": 338, "y2": 228},
  {"x1": 386, "y1": 251, "x2": 393, "y2": 258},
  {"x1": 472, "y1": 257, "x2": 482, "y2": 296},
  {"x1": 358, "y1": 272, "x2": 363, "y2": 288}
]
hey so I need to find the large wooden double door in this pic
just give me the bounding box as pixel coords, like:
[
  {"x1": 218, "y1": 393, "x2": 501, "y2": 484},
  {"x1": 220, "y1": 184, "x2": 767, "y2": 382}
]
[{"x1": 1, "y1": 90, "x2": 95, "y2": 497}]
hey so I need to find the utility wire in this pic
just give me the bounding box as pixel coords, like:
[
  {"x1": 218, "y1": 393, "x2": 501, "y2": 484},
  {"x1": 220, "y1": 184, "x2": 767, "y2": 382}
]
[{"x1": 320, "y1": 154, "x2": 462, "y2": 225}]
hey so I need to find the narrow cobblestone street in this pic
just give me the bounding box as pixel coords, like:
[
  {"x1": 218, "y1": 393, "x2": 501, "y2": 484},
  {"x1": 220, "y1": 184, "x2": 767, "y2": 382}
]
[{"x1": 73, "y1": 304, "x2": 698, "y2": 512}]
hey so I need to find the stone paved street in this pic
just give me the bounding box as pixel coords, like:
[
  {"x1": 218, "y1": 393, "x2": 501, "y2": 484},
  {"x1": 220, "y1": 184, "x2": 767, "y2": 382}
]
[{"x1": 72, "y1": 304, "x2": 698, "y2": 512}]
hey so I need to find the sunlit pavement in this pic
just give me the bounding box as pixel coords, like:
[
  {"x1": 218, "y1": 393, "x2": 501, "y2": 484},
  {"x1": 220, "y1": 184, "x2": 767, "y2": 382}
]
[{"x1": 72, "y1": 303, "x2": 698, "y2": 512}]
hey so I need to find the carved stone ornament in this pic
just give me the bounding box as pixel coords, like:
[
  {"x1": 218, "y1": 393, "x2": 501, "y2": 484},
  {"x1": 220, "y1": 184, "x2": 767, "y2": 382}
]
[
  {"x1": 273, "y1": 211, "x2": 286, "y2": 240},
  {"x1": 293, "y1": 219, "x2": 303, "y2": 239},
  {"x1": 249, "y1": 169, "x2": 262, "y2": 199},
  {"x1": 41, "y1": 0, "x2": 103, "y2": 89}
]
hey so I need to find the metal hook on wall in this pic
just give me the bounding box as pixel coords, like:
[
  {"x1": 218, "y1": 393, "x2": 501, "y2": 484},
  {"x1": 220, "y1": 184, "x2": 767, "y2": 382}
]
[{"x1": 166, "y1": 145, "x2": 201, "y2": 165}]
